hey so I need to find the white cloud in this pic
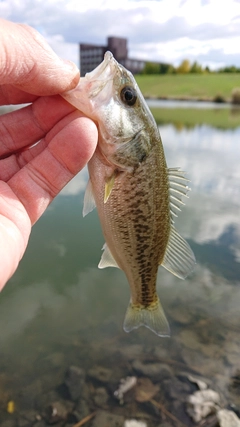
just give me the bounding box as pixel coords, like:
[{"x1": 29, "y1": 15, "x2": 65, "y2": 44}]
[{"x1": 1, "y1": 0, "x2": 240, "y2": 69}]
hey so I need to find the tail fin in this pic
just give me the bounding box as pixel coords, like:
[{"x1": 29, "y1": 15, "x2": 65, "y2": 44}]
[{"x1": 123, "y1": 298, "x2": 170, "y2": 337}]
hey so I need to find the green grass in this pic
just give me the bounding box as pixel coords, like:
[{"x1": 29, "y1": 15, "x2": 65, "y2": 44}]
[
  {"x1": 135, "y1": 73, "x2": 240, "y2": 101},
  {"x1": 150, "y1": 107, "x2": 240, "y2": 129}
]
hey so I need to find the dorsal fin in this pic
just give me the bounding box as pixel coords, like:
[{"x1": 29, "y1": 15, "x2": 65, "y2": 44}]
[{"x1": 167, "y1": 168, "x2": 190, "y2": 224}]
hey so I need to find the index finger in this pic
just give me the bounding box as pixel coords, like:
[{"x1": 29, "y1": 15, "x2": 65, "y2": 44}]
[{"x1": 0, "y1": 19, "x2": 80, "y2": 96}]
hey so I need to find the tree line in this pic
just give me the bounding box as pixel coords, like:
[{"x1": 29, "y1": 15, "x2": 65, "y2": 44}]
[{"x1": 141, "y1": 59, "x2": 240, "y2": 74}]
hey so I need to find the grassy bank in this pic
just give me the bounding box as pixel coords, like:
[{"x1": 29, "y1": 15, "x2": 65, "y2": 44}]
[
  {"x1": 135, "y1": 73, "x2": 240, "y2": 101},
  {"x1": 150, "y1": 107, "x2": 240, "y2": 129}
]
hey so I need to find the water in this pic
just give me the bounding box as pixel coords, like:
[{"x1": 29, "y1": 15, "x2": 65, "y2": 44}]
[
  {"x1": 146, "y1": 98, "x2": 234, "y2": 109},
  {"x1": 0, "y1": 117, "x2": 240, "y2": 424}
]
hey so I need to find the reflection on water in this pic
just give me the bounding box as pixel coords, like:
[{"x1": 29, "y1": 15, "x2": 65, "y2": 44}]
[
  {"x1": 0, "y1": 122, "x2": 240, "y2": 425},
  {"x1": 146, "y1": 98, "x2": 234, "y2": 109}
]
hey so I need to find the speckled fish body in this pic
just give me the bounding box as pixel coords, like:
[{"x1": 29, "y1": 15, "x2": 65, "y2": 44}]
[{"x1": 62, "y1": 52, "x2": 195, "y2": 337}]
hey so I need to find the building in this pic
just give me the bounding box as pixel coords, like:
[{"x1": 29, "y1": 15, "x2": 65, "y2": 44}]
[{"x1": 80, "y1": 36, "x2": 145, "y2": 75}]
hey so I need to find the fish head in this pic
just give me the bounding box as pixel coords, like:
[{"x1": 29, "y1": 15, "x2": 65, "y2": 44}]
[{"x1": 63, "y1": 51, "x2": 157, "y2": 170}]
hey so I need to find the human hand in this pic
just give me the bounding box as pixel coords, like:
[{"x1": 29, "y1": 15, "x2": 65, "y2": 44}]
[{"x1": 0, "y1": 19, "x2": 98, "y2": 289}]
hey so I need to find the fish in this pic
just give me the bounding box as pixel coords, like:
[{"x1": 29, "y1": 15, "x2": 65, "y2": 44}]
[{"x1": 62, "y1": 51, "x2": 196, "y2": 337}]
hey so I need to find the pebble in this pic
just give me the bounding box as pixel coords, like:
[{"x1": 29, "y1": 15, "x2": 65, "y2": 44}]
[
  {"x1": 90, "y1": 410, "x2": 124, "y2": 427},
  {"x1": 132, "y1": 360, "x2": 173, "y2": 381},
  {"x1": 163, "y1": 377, "x2": 192, "y2": 401},
  {"x1": 124, "y1": 420, "x2": 147, "y2": 427},
  {"x1": 217, "y1": 409, "x2": 240, "y2": 427},
  {"x1": 186, "y1": 389, "x2": 221, "y2": 423},
  {"x1": 0, "y1": 421, "x2": 17, "y2": 427},
  {"x1": 73, "y1": 399, "x2": 89, "y2": 421},
  {"x1": 88, "y1": 365, "x2": 112, "y2": 383},
  {"x1": 64, "y1": 365, "x2": 86, "y2": 400},
  {"x1": 45, "y1": 401, "x2": 68, "y2": 424},
  {"x1": 93, "y1": 387, "x2": 109, "y2": 407}
]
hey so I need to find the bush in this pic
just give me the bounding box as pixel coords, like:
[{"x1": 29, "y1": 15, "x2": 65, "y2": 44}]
[
  {"x1": 231, "y1": 87, "x2": 240, "y2": 104},
  {"x1": 213, "y1": 94, "x2": 225, "y2": 103}
]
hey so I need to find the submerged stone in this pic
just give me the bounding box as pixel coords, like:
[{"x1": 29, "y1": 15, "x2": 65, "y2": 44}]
[
  {"x1": 132, "y1": 360, "x2": 173, "y2": 381},
  {"x1": 91, "y1": 410, "x2": 124, "y2": 427},
  {"x1": 64, "y1": 366, "x2": 86, "y2": 400},
  {"x1": 217, "y1": 409, "x2": 240, "y2": 427}
]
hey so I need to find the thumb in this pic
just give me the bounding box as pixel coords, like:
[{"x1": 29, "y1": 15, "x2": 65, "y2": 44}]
[{"x1": 0, "y1": 19, "x2": 80, "y2": 96}]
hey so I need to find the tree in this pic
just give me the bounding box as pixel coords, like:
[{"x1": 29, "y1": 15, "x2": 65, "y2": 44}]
[
  {"x1": 177, "y1": 59, "x2": 191, "y2": 74},
  {"x1": 141, "y1": 62, "x2": 160, "y2": 74},
  {"x1": 190, "y1": 61, "x2": 203, "y2": 73}
]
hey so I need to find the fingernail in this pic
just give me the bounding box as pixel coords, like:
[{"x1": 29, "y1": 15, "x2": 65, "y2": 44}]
[
  {"x1": 61, "y1": 59, "x2": 80, "y2": 88},
  {"x1": 61, "y1": 59, "x2": 79, "y2": 73}
]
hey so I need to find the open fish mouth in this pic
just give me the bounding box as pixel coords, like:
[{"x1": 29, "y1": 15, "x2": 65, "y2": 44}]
[{"x1": 85, "y1": 51, "x2": 116, "y2": 82}]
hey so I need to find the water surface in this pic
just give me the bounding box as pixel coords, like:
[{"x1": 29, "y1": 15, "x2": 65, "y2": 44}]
[{"x1": 0, "y1": 117, "x2": 240, "y2": 424}]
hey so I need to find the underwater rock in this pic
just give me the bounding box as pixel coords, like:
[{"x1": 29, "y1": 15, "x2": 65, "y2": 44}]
[
  {"x1": 45, "y1": 401, "x2": 68, "y2": 424},
  {"x1": 90, "y1": 410, "x2": 124, "y2": 427},
  {"x1": 217, "y1": 409, "x2": 240, "y2": 427},
  {"x1": 73, "y1": 399, "x2": 89, "y2": 421},
  {"x1": 163, "y1": 377, "x2": 192, "y2": 401},
  {"x1": 64, "y1": 366, "x2": 86, "y2": 400},
  {"x1": 88, "y1": 366, "x2": 112, "y2": 383},
  {"x1": 124, "y1": 420, "x2": 147, "y2": 427},
  {"x1": 134, "y1": 378, "x2": 159, "y2": 403},
  {"x1": 32, "y1": 422, "x2": 47, "y2": 427},
  {"x1": 179, "y1": 329, "x2": 203, "y2": 351},
  {"x1": 0, "y1": 420, "x2": 17, "y2": 427},
  {"x1": 114, "y1": 376, "x2": 137, "y2": 404},
  {"x1": 186, "y1": 389, "x2": 220, "y2": 422},
  {"x1": 93, "y1": 387, "x2": 109, "y2": 407},
  {"x1": 132, "y1": 360, "x2": 173, "y2": 381},
  {"x1": 119, "y1": 345, "x2": 144, "y2": 360},
  {"x1": 179, "y1": 372, "x2": 209, "y2": 390},
  {"x1": 169, "y1": 307, "x2": 193, "y2": 325}
]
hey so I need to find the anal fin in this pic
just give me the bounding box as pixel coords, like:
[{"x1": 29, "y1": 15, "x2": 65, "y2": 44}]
[
  {"x1": 161, "y1": 226, "x2": 196, "y2": 279},
  {"x1": 98, "y1": 243, "x2": 120, "y2": 269}
]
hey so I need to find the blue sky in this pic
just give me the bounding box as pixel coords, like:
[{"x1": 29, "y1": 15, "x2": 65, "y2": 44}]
[{"x1": 1, "y1": 0, "x2": 240, "y2": 70}]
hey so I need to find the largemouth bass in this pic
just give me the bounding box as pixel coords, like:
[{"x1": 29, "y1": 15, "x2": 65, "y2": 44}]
[{"x1": 62, "y1": 51, "x2": 195, "y2": 337}]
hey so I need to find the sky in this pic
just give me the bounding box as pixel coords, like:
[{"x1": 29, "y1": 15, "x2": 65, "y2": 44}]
[{"x1": 1, "y1": 0, "x2": 240, "y2": 70}]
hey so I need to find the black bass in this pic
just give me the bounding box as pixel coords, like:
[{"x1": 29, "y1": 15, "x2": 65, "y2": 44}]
[{"x1": 62, "y1": 51, "x2": 195, "y2": 337}]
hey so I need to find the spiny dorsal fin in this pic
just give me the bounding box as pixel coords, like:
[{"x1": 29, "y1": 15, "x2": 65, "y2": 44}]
[
  {"x1": 83, "y1": 179, "x2": 96, "y2": 217},
  {"x1": 168, "y1": 167, "x2": 190, "y2": 224},
  {"x1": 98, "y1": 243, "x2": 120, "y2": 269},
  {"x1": 161, "y1": 225, "x2": 196, "y2": 279}
]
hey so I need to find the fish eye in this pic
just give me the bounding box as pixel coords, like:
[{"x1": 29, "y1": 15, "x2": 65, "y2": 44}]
[{"x1": 120, "y1": 86, "x2": 137, "y2": 106}]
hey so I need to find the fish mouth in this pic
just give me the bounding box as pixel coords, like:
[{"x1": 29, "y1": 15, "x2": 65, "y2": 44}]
[{"x1": 85, "y1": 51, "x2": 116, "y2": 82}]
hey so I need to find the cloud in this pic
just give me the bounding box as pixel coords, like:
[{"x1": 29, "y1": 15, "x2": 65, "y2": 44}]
[
  {"x1": 160, "y1": 124, "x2": 240, "y2": 246},
  {"x1": 1, "y1": 0, "x2": 240, "y2": 68}
]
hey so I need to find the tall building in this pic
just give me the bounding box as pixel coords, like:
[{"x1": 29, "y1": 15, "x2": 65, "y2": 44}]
[{"x1": 80, "y1": 36, "x2": 145, "y2": 75}]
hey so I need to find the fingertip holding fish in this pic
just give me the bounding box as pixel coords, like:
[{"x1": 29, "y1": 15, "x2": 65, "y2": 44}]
[{"x1": 62, "y1": 51, "x2": 195, "y2": 338}]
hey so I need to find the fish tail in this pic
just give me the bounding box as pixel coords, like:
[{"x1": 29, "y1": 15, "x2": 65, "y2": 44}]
[{"x1": 123, "y1": 298, "x2": 170, "y2": 337}]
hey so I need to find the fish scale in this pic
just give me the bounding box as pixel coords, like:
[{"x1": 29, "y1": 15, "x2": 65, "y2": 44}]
[{"x1": 62, "y1": 51, "x2": 196, "y2": 337}]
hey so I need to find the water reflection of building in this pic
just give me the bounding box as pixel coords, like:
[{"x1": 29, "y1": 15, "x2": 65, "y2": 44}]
[{"x1": 80, "y1": 36, "x2": 145, "y2": 75}]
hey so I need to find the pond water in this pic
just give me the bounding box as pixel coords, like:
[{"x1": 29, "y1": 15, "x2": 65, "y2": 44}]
[{"x1": 0, "y1": 117, "x2": 240, "y2": 426}]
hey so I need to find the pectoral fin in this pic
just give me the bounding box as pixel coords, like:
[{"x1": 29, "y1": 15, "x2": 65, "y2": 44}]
[
  {"x1": 161, "y1": 226, "x2": 196, "y2": 279},
  {"x1": 98, "y1": 243, "x2": 120, "y2": 269},
  {"x1": 104, "y1": 171, "x2": 118, "y2": 203}
]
